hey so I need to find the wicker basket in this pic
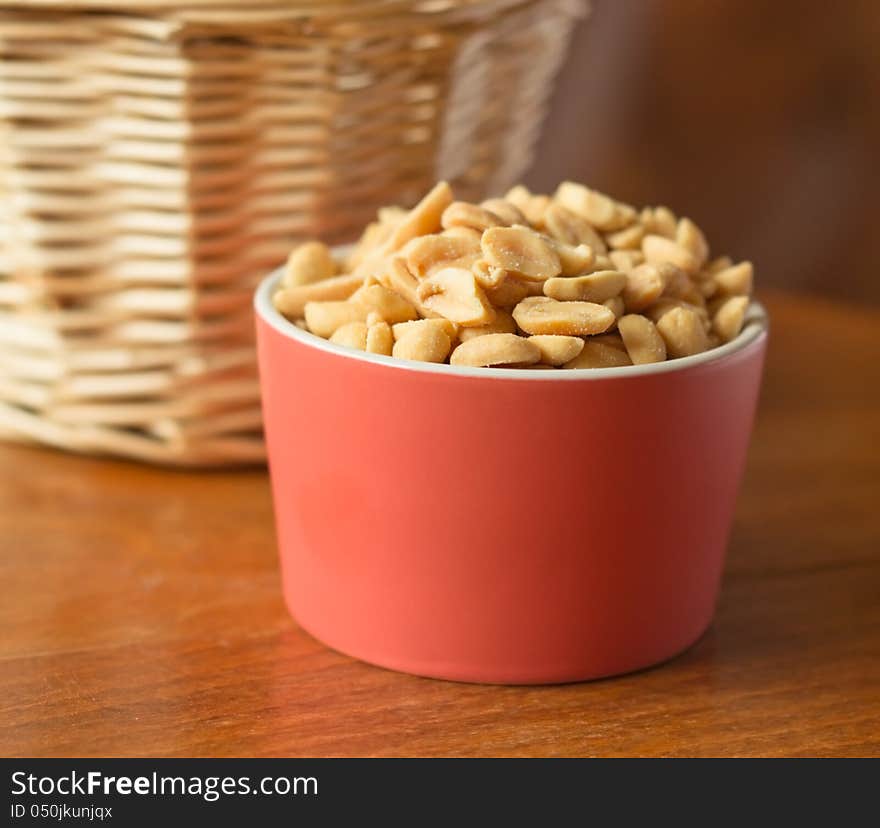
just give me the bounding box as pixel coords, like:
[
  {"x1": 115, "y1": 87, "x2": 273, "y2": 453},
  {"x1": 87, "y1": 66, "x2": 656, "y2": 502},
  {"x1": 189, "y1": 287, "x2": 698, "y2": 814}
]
[{"x1": 0, "y1": 0, "x2": 586, "y2": 466}]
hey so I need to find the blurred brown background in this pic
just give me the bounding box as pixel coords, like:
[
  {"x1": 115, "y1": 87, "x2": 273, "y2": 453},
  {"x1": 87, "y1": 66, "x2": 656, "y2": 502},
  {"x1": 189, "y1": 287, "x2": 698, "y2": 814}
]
[{"x1": 531, "y1": 0, "x2": 880, "y2": 304}]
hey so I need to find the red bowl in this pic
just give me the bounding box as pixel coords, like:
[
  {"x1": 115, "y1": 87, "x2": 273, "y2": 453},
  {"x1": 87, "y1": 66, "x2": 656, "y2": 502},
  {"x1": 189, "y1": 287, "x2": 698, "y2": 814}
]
[{"x1": 255, "y1": 270, "x2": 768, "y2": 684}]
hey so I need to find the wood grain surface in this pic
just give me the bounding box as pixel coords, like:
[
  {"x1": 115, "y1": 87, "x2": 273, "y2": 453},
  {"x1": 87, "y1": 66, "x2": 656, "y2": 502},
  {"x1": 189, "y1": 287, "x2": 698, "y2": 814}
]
[{"x1": 1, "y1": 290, "x2": 878, "y2": 757}]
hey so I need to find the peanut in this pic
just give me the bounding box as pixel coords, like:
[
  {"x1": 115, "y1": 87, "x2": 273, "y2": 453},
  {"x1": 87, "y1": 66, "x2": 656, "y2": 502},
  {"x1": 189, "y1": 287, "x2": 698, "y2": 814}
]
[
  {"x1": 603, "y1": 295, "x2": 625, "y2": 321},
  {"x1": 609, "y1": 250, "x2": 644, "y2": 271},
  {"x1": 549, "y1": 240, "x2": 595, "y2": 276},
  {"x1": 352, "y1": 283, "x2": 419, "y2": 323},
  {"x1": 365, "y1": 313, "x2": 393, "y2": 356},
  {"x1": 640, "y1": 206, "x2": 677, "y2": 239},
  {"x1": 622, "y1": 263, "x2": 667, "y2": 312},
  {"x1": 485, "y1": 278, "x2": 531, "y2": 309},
  {"x1": 442, "y1": 226, "x2": 483, "y2": 243},
  {"x1": 562, "y1": 338, "x2": 632, "y2": 369},
  {"x1": 404, "y1": 232, "x2": 481, "y2": 279},
  {"x1": 606, "y1": 223, "x2": 644, "y2": 251},
  {"x1": 471, "y1": 259, "x2": 508, "y2": 290},
  {"x1": 706, "y1": 255, "x2": 733, "y2": 274},
  {"x1": 329, "y1": 321, "x2": 368, "y2": 350},
  {"x1": 392, "y1": 325, "x2": 452, "y2": 364},
  {"x1": 512, "y1": 296, "x2": 615, "y2": 336},
  {"x1": 528, "y1": 335, "x2": 585, "y2": 366},
  {"x1": 543, "y1": 202, "x2": 608, "y2": 253},
  {"x1": 304, "y1": 300, "x2": 367, "y2": 338},
  {"x1": 480, "y1": 198, "x2": 527, "y2": 226},
  {"x1": 392, "y1": 317, "x2": 459, "y2": 343},
  {"x1": 642, "y1": 234, "x2": 701, "y2": 274},
  {"x1": 711, "y1": 295, "x2": 749, "y2": 342},
  {"x1": 450, "y1": 333, "x2": 541, "y2": 368},
  {"x1": 481, "y1": 226, "x2": 561, "y2": 282},
  {"x1": 384, "y1": 180, "x2": 453, "y2": 253},
  {"x1": 273, "y1": 272, "x2": 363, "y2": 319},
  {"x1": 441, "y1": 201, "x2": 503, "y2": 233},
  {"x1": 283, "y1": 241, "x2": 336, "y2": 288},
  {"x1": 713, "y1": 261, "x2": 753, "y2": 296},
  {"x1": 676, "y1": 218, "x2": 710, "y2": 266},
  {"x1": 416, "y1": 267, "x2": 495, "y2": 326},
  {"x1": 618, "y1": 314, "x2": 667, "y2": 364},
  {"x1": 646, "y1": 298, "x2": 710, "y2": 328},
  {"x1": 505, "y1": 185, "x2": 550, "y2": 226},
  {"x1": 655, "y1": 306, "x2": 710, "y2": 358},
  {"x1": 458, "y1": 308, "x2": 517, "y2": 341},
  {"x1": 554, "y1": 181, "x2": 636, "y2": 232},
  {"x1": 543, "y1": 269, "x2": 626, "y2": 303}
]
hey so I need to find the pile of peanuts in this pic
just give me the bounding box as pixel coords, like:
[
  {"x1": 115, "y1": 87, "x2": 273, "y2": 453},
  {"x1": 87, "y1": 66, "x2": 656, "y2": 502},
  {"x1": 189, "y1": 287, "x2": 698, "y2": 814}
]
[{"x1": 272, "y1": 181, "x2": 754, "y2": 369}]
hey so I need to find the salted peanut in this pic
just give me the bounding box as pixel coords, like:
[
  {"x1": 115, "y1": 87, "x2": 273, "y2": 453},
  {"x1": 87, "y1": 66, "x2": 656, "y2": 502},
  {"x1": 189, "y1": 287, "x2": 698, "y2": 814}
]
[
  {"x1": 442, "y1": 226, "x2": 482, "y2": 243},
  {"x1": 523, "y1": 364, "x2": 557, "y2": 370},
  {"x1": 450, "y1": 333, "x2": 541, "y2": 368},
  {"x1": 417, "y1": 267, "x2": 495, "y2": 326},
  {"x1": 655, "y1": 306, "x2": 710, "y2": 358},
  {"x1": 392, "y1": 325, "x2": 452, "y2": 364},
  {"x1": 643, "y1": 234, "x2": 701, "y2": 274},
  {"x1": 480, "y1": 198, "x2": 527, "y2": 226},
  {"x1": 512, "y1": 296, "x2": 615, "y2": 336},
  {"x1": 528, "y1": 334, "x2": 584, "y2": 366},
  {"x1": 485, "y1": 278, "x2": 531, "y2": 308},
  {"x1": 593, "y1": 332, "x2": 628, "y2": 350},
  {"x1": 640, "y1": 206, "x2": 677, "y2": 239},
  {"x1": 346, "y1": 221, "x2": 391, "y2": 270},
  {"x1": 352, "y1": 283, "x2": 419, "y2": 323},
  {"x1": 383, "y1": 180, "x2": 453, "y2": 252},
  {"x1": 608, "y1": 249, "x2": 644, "y2": 271},
  {"x1": 365, "y1": 313, "x2": 393, "y2": 356},
  {"x1": 676, "y1": 278, "x2": 708, "y2": 308},
  {"x1": 646, "y1": 298, "x2": 710, "y2": 328},
  {"x1": 543, "y1": 203, "x2": 608, "y2": 253},
  {"x1": 392, "y1": 317, "x2": 459, "y2": 343},
  {"x1": 659, "y1": 263, "x2": 693, "y2": 299},
  {"x1": 549, "y1": 240, "x2": 595, "y2": 276},
  {"x1": 622, "y1": 263, "x2": 667, "y2": 312},
  {"x1": 382, "y1": 257, "x2": 421, "y2": 304},
  {"x1": 618, "y1": 314, "x2": 666, "y2": 364},
  {"x1": 471, "y1": 259, "x2": 507, "y2": 289},
  {"x1": 459, "y1": 309, "x2": 517, "y2": 341},
  {"x1": 273, "y1": 272, "x2": 363, "y2": 319},
  {"x1": 304, "y1": 300, "x2": 367, "y2": 338},
  {"x1": 294, "y1": 319, "x2": 308, "y2": 330},
  {"x1": 676, "y1": 218, "x2": 710, "y2": 266},
  {"x1": 606, "y1": 223, "x2": 644, "y2": 251},
  {"x1": 602, "y1": 296, "x2": 625, "y2": 329},
  {"x1": 505, "y1": 185, "x2": 551, "y2": 226},
  {"x1": 563, "y1": 338, "x2": 632, "y2": 369},
  {"x1": 329, "y1": 321, "x2": 368, "y2": 350},
  {"x1": 282, "y1": 241, "x2": 336, "y2": 288},
  {"x1": 698, "y1": 278, "x2": 719, "y2": 299},
  {"x1": 441, "y1": 201, "x2": 502, "y2": 233},
  {"x1": 481, "y1": 226, "x2": 561, "y2": 282},
  {"x1": 554, "y1": 181, "x2": 636, "y2": 232},
  {"x1": 404, "y1": 232, "x2": 481, "y2": 279},
  {"x1": 603, "y1": 295, "x2": 625, "y2": 319},
  {"x1": 711, "y1": 295, "x2": 749, "y2": 343},
  {"x1": 704, "y1": 255, "x2": 731, "y2": 275},
  {"x1": 714, "y1": 261, "x2": 753, "y2": 296},
  {"x1": 543, "y1": 269, "x2": 626, "y2": 303}
]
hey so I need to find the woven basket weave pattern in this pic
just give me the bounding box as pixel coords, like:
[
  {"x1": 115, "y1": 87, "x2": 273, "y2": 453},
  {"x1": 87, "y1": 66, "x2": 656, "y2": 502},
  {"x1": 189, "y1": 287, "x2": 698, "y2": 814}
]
[{"x1": 0, "y1": 0, "x2": 584, "y2": 465}]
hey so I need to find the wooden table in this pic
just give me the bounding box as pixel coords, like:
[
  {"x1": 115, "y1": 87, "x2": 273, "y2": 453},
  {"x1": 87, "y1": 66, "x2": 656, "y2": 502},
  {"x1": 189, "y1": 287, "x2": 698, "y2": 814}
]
[{"x1": 2, "y1": 290, "x2": 878, "y2": 758}]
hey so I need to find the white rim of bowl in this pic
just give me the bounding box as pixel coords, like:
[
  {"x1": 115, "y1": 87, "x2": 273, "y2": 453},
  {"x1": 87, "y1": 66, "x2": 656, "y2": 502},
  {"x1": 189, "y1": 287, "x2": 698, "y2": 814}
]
[{"x1": 255, "y1": 267, "x2": 768, "y2": 381}]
